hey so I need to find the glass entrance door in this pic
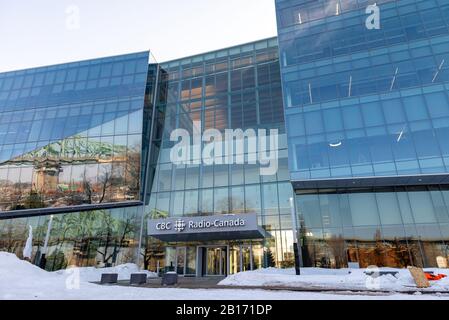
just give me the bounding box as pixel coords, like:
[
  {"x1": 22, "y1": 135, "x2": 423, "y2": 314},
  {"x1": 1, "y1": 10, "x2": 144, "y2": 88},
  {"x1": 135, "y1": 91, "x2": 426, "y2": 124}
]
[
  {"x1": 229, "y1": 244, "x2": 255, "y2": 274},
  {"x1": 165, "y1": 246, "x2": 197, "y2": 276},
  {"x1": 203, "y1": 247, "x2": 227, "y2": 276},
  {"x1": 176, "y1": 247, "x2": 186, "y2": 275},
  {"x1": 241, "y1": 245, "x2": 252, "y2": 272}
]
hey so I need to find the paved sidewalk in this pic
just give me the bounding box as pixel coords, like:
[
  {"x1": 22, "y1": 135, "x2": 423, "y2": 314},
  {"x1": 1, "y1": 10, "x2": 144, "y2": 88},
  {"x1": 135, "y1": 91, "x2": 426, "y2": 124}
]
[{"x1": 97, "y1": 276, "x2": 449, "y2": 296}]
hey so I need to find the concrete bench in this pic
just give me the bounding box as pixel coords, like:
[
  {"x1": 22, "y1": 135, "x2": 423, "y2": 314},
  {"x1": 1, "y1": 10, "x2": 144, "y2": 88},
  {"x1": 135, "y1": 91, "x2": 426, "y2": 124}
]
[
  {"x1": 100, "y1": 273, "x2": 118, "y2": 284},
  {"x1": 161, "y1": 272, "x2": 178, "y2": 286},
  {"x1": 130, "y1": 273, "x2": 147, "y2": 285}
]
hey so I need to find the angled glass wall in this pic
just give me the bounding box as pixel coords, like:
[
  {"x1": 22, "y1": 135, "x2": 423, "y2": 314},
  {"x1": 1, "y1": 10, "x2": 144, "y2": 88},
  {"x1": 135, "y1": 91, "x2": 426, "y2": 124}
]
[
  {"x1": 276, "y1": 0, "x2": 449, "y2": 185},
  {"x1": 0, "y1": 207, "x2": 141, "y2": 270},
  {"x1": 276, "y1": 0, "x2": 449, "y2": 268},
  {"x1": 0, "y1": 52, "x2": 150, "y2": 212},
  {"x1": 143, "y1": 38, "x2": 297, "y2": 268}
]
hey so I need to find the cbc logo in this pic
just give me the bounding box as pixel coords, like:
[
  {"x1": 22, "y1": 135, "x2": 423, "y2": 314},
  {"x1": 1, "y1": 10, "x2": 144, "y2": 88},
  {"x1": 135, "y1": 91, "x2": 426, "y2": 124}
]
[
  {"x1": 156, "y1": 219, "x2": 186, "y2": 232},
  {"x1": 156, "y1": 222, "x2": 172, "y2": 230}
]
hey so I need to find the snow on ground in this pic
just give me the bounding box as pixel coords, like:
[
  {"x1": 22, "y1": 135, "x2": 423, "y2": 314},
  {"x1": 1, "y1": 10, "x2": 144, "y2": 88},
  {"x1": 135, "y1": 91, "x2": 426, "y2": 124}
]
[
  {"x1": 1, "y1": 252, "x2": 449, "y2": 300},
  {"x1": 54, "y1": 263, "x2": 158, "y2": 282},
  {"x1": 218, "y1": 267, "x2": 449, "y2": 293}
]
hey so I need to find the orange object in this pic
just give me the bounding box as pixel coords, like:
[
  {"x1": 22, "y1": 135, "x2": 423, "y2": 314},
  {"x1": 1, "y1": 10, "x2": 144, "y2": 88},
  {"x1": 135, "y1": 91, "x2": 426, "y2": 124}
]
[{"x1": 425, "y1": 273, "x2": 447, "y2": 281}]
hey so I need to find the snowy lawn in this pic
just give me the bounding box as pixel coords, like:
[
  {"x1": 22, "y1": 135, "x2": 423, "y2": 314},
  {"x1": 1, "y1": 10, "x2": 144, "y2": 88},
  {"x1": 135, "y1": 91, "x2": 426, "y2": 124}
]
[
  {"x1": 218, "y1": 267, "x2": 449, "y2": 293},
  {"x1": 1, "y1": 252, "x2": 449, "y2": 300}
]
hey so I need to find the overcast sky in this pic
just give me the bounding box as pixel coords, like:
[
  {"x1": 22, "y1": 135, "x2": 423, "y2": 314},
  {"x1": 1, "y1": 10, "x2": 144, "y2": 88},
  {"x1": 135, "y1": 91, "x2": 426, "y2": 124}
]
[{"x1": 0, "y1": 0, "x2": 278, "y2": 72}]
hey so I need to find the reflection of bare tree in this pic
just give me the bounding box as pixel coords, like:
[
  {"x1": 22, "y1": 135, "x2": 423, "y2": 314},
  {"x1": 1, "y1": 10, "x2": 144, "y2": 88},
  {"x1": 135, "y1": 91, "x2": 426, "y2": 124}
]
[
  {"x1": 9, "y1": 188, "x2": 45, "y2": 210},
  {"x1": 408, "y1": 241, "x2": 425, "y2": 268},
  {"x1": 125, "y1": 147, "x2": 141, "y2": 200},
  {"x1": 373, "y1": 229, "x2": 386, "y2": 267},
  {"x1": 141, "y1": 238, "x2": 165, "y2": 271},
  {"x1": 65, "y1": 212, "x2": 97, "y2": 266},
  {"x1": 98, "y1": 168, "x2": 113, "y2": 203},
  {"x1": 215, "y1": 198, "x2": 229, "y2": 214},
  {"x1": 0, "y1": 209, "x2": 141, "y2": 271},
  {"x1": 327, "y1": 235, "x2": 346, "y2": 268},
  {"x1": 82, "y1": 179, "x2": 93, "y2": 204},
  {"x1": 391, "y1": 238, "x2": 411, "y2": 267},
  {"x1": 230, "y1": 195, "x2": 245, "y2": 214},
  {"x1": 2, "y1": 223, "x2": 21, "y2": 253},
  {"x1": 142, "y1": 211, "x2": 167, "y2": 271},
  {"x1": 47, "y1": 215, "x2": 73, "y2": 271},
  {"x1": 96, "y1": 210, "x2": 136, "y2": 266},
  {"x1": 9, "y1": 183, "x2": 24, "y2": 210}
]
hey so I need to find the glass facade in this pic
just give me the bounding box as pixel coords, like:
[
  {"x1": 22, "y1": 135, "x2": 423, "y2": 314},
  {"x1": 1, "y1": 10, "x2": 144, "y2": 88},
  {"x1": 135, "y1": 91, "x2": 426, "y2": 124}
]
[
  {"x1": 297, "y1": 186, "x2": 449, "y2": 268},
  {"x1": 0, "y1": 52, "x2": 149, "y2": 211},
  {"x1": 276, "y1": 0, "x2": 449, "y2": 183},
  {"x1": 0, "y1": 207, "x2": 141, "y2": 269},
  {"x1": 142, "y1": 38, "x2": 297, "y2": 271},
  {"x1": 276, "y1": 0, "x2": 449, "y2": 268}
]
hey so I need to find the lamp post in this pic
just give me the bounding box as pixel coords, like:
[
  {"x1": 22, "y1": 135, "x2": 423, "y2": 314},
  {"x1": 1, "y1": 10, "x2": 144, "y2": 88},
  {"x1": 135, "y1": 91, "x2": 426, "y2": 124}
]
[
  {"x1": 289, "y1": 197, "x2": 301, "y2": 275},
  {"x1": 39, "y1": 214, "x2": 53, "y2": 269}
]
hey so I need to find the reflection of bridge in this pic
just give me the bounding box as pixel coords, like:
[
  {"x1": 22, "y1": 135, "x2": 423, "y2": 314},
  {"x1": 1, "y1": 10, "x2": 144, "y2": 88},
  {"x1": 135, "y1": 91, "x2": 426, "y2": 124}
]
[
  {"x1": 3, "y1": 135, "x2": 129, "y2": 166},
  {"x1": 5, "y1": 156, "x2": 127, "y2": 166},
  {"x1": 1, "y1": 136, "x2": 132, "y2": 193}
]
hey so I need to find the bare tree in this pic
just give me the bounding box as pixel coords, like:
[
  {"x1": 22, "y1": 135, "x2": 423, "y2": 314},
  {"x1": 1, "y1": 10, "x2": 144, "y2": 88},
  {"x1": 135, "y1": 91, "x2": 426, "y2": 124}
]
[
  {"x1": 96, "y1": 211, "x2": 136, "y2": 266},
  {"x1": 82, "y1": 179, "x2": 93, "y2": 204},
  {"x1": 98, "y1": 169, "x2": 113, "y2": 203},
  {"x1": 327, "y1": 235, "x2": 346, "y2": 268}
]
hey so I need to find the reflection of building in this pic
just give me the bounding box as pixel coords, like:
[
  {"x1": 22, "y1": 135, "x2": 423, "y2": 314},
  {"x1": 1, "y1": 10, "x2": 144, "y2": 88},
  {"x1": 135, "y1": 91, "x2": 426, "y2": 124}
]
[
  {"x1": 33, "y1": 159, "x2": 62, "y2": 192},
  {"x1": 0, "y1": 51, "x2": 149, "y2": 211},
  {"x1": 1, "y1": 0, "x2": 449, "y2": 274}
]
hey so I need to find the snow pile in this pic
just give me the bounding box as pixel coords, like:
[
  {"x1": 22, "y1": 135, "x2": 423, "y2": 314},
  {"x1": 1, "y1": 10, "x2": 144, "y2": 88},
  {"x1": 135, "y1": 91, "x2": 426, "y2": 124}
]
[
  {"x1": 54, "y1": 263, "x2": 157, "y2": 282},
  {"x1": 0, "y1": 252, "x2": 80, "y2": 300},
  {"x1": 0, "y1": 252, "x2": 54, "y2": 284},
  {"x1": 0, "y1": 252, "x2": 155, "y2": 299},
  {"x1": 0, "y1": 252, "x2": 156, "y2": 283},
  {"x1": 219, "y1": 267, "x2": 449, "y2": 292}
]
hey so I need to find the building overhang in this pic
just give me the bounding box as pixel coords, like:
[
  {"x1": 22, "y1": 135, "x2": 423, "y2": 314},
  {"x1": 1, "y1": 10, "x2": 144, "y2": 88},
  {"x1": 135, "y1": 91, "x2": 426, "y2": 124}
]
[
  {"x1": 291, "y1": 173, "x2": 449, "y2": 192},
  {"x1": 148, "y1": 229, "x2": 267, "y2": 242},
  {"x1": 147, "y1": 213, "x2": 268, "y2": 242}
]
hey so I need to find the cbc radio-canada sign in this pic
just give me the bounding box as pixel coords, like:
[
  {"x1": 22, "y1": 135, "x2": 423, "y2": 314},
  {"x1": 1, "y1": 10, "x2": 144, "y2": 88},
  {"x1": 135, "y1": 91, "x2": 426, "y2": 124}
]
[{"x1": 155, "y1": 217, "x2": 246, "y2": 233}]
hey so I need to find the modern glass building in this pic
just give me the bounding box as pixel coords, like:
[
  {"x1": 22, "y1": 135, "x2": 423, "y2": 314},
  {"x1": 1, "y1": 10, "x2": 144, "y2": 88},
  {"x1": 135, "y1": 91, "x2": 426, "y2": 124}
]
[
  {"x1": 0, "y1": 39, "x2": 297, "y2": 275},
  {"x1": 142, "y1": 38, "x2": 294, "y2": 276},
  {"x1": 276, "y1": 0, "x2": 449, "y2": 268},
  {"x1": 1, "y1": 0, "x2": 449, "y2": 275}
]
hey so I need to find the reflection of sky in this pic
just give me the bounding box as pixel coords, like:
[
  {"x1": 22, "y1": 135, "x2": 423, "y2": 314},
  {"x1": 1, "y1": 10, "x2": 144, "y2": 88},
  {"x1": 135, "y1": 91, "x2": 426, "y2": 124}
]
[{"x1": 0, "y1": 0, "x2": 277, "y2": 72}]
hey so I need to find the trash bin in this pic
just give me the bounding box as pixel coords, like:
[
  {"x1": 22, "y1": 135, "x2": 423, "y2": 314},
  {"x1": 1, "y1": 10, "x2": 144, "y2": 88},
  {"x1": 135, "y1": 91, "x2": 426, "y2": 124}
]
[{"x1": 161, "y1": 272, "x2": 178, "y2": 286}]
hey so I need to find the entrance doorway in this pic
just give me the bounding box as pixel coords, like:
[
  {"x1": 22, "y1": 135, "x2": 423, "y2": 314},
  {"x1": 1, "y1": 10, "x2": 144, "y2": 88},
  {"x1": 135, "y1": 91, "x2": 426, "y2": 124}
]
[
  {"x1": 165, "y1": 247, "x2": 196, "y2": 276},
  {"x1": 165, "y1": 243, "x2": 260, "y2": 277},
  {"x1": 197, "y1": 246, "x2": 228, "y2": 277}
]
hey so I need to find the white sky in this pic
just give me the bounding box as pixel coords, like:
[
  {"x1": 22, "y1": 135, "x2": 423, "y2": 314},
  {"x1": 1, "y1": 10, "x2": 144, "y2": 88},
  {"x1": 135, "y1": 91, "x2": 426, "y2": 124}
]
[{"x1": 0, "y1": 0, "x2": 278, "y2": 72}]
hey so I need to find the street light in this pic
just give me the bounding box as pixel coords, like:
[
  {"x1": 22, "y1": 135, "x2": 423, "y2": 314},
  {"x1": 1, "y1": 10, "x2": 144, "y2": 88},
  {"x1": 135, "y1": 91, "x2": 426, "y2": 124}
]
[
  {"x1": 289, "y1": 197, "x2": 301, "y2": 275},
  {"x1": 39, "y1": 214, "x2": 54, "y2": 269}
]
